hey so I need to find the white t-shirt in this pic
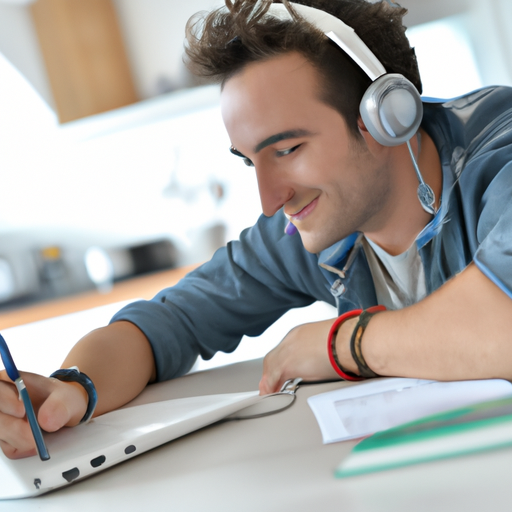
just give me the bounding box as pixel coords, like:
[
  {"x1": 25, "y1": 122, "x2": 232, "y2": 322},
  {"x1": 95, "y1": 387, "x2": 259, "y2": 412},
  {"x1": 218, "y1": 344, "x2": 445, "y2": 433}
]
[{"x1": 362, "y1": 236, "x2": 427, "y2": 310}]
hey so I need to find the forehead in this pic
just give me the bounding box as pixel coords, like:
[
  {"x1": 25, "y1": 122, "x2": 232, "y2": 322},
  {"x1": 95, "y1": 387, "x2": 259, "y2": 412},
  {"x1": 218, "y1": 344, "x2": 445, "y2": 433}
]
[
  {"x1": 220, "y1": 52, "x2": 331, "y2": 148},
  {"x1": 222, "y1": 51, "x2": 319, "y2": 93}
]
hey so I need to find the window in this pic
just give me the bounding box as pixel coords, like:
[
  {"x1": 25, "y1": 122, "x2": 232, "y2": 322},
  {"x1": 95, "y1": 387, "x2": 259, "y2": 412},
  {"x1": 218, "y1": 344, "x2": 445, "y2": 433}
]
[{"x1": 406, "y1": 15, "x2": 483, "y2": 99}]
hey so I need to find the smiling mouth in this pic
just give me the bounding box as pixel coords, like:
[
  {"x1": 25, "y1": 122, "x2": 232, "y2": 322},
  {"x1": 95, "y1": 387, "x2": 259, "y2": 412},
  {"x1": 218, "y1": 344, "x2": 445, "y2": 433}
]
[{"x1": 285, "y1": 197, "x2": 319, "y2": 223}]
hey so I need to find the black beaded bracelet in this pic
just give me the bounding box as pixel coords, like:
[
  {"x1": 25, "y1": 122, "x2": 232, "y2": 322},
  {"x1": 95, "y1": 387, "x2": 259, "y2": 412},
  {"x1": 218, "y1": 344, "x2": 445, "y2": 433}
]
[
  {"x1": 349, "y1": 306, "x2": 386, "y2": 378},
  {"x1": 50, "y1": 367, "x2": 98, "y2": 424}
]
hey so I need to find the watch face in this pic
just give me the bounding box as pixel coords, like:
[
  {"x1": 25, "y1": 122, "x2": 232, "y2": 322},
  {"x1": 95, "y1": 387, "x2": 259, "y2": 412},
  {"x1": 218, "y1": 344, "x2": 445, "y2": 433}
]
[{"x1": 0, "y1": 258, "x2": 15, "y2": 302}]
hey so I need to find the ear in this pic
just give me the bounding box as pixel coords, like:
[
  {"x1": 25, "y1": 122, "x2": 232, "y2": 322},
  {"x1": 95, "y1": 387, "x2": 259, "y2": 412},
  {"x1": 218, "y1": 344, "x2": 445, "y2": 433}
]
[
  {"x1": 357, "y1": 116, "x2": 373, "y2": 142},
  {"x1": 357, "y1": 116, "x2": 387, "y2": 155}
]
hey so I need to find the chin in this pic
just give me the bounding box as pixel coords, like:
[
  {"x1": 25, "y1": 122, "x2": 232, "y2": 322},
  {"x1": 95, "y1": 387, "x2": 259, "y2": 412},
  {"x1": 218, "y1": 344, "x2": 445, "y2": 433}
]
[
  {"x1": 298, "y1": 232, "x2": 331, "y2": 254},
  {"x1": 299, "y1": 225, "x2": 353, "y2": 254}
]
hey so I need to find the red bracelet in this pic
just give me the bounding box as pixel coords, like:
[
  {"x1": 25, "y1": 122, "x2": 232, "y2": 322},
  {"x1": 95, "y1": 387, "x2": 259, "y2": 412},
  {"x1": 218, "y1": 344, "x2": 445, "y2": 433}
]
[{"x1": 327, "y1": 309, "x2": 364, "y2": 381}]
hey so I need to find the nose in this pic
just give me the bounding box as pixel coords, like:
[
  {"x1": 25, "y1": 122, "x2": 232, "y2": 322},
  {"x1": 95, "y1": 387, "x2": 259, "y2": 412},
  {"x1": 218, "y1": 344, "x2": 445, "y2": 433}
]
[{"x1": 255, "y1": 164, "x2": 294, "y2": 217}]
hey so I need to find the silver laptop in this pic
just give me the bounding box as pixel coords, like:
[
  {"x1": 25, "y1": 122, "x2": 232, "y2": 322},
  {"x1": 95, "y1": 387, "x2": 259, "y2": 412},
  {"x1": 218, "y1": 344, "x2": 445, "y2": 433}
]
[{"x1": 0, "y1": 390, "x2": 295, "y2": 499}]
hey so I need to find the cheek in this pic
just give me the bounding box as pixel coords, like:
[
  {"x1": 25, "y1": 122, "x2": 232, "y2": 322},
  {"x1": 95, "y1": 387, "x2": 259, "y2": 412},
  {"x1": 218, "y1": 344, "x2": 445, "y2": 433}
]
[
  {"x1": 306, "y1": 148, "x2": 351, "y2": 188},
  {"x1": 294, "y1": 144, "x2": 346, "y2": 185}
]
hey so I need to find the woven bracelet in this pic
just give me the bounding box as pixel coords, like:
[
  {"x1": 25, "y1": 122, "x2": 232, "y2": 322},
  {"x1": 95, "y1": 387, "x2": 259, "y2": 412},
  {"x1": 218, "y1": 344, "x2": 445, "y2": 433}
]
[
  {"x1": 327, "y1": 309, "x2": 365, "y2": 381},
  {"x1": 349, "y1": 305, "x2": 386, "y2": 378}
]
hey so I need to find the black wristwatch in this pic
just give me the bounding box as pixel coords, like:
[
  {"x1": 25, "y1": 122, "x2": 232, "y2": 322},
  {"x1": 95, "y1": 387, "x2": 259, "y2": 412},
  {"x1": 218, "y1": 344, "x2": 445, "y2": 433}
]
[{"x1": 50, "y1": 367, "x2": 98, "y2": 424}]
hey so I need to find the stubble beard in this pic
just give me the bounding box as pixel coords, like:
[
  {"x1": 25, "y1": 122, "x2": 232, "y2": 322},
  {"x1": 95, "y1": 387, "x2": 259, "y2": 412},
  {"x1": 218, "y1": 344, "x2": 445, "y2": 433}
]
[{"x1": 300, "y1": 145, "x2": 391, "y2": 254}]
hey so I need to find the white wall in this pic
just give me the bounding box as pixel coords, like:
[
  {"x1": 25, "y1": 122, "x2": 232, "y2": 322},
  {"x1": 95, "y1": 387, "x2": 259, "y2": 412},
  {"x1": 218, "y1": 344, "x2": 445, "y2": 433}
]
[
  {"x1": 0, "y1": 52, "x2": 59, "y2": 232},
  {"x1": 404, "y1": 0, "x2": 512, "y2": 88},
  {"x1": 111, "y1": 0, "x2": 512, "y2": 99},
  {"x1": 2, "y1": 0, "x2": 512, "y2": 109},
  {"x1": 0, "y1": 2, "x2": 53, "y2": 107},
  {"x1": 402, "y1": 0, "x2": 469, "y2": 26},
  {"x1": 113, "y1": 0, "x2": 224, "y2": 99},
  {"x1": 1, "y1": 0, "x2": 512, "y2": 263},
  {"x1": 0, "y1": 56, "x2": 261, "y2": 265},
  {"x1": 466, "y1": 0, "x2": 512, "y2": 87},
  {"x1": 0, "y1": 0, "x2": 224, "y2": 106},
  {"x1": 54, "y1": 89, "x2": 262, "y2": 261}
]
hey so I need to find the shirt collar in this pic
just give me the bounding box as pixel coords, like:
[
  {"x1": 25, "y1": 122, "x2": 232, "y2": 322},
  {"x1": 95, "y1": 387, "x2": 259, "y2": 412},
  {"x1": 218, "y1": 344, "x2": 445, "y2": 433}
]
[{"x1": 318, "y1": 231, "x2": 360, "y2": 269}]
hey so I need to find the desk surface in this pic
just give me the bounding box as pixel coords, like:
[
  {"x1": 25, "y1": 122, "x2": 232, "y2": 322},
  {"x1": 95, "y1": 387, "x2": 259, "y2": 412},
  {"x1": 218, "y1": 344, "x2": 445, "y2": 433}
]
[
  {"x1": 1, "y1": 269, "x2": 511, "y2": 510},
  {"x1": 2, "y1": 358, "x2": 512, "y2": 511}
]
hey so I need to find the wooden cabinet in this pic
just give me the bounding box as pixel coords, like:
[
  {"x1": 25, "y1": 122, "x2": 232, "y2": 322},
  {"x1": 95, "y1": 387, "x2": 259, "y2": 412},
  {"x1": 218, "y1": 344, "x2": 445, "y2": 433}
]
[{"x1": 31, "y1": 0, "x2": 139, "y2": 122}]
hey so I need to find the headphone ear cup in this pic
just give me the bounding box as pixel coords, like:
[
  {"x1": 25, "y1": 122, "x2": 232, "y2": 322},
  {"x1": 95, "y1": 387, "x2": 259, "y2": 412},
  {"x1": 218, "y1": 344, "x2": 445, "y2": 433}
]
[{"x1": 359, "y1": 74, "x2": 423, "y2": 146}]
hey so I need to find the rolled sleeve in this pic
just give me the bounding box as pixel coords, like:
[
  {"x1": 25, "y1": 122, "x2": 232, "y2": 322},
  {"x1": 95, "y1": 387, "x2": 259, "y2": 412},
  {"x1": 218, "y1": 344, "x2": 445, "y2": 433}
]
[
  {"x1": 110, "y1": 213, "x2": 333, "y2": 382},
  {"x1": 473, "y1": 161, "x2": 512, "y2": 298}
]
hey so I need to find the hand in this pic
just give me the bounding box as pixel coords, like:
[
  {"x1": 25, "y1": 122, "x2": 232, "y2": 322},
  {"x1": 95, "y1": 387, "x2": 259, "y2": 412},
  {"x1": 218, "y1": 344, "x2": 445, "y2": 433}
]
[
  {"x1": 259, "y1": 318, "x2": 341, "y2": 395},
  {"x1": 0, "y1": 370, "x2": 88, "y2": 459}
]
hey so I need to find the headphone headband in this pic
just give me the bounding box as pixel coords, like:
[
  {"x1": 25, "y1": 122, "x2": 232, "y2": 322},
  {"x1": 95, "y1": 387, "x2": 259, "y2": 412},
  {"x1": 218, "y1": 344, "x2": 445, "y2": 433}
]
[
  {"x1": 267, "y1": 1, "x2": 423, "y2": 148},
  {"x1": 268, "y1": 2, "x2": 386, "y2": 80}
]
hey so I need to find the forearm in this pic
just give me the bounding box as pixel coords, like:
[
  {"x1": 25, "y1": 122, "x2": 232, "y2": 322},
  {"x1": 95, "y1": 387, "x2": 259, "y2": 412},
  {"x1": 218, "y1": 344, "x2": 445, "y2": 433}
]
[
  {"x1": 339, "y1": 263, "x2": 512, "y2": 380},
  {"x1": 61, "y1": 321, "x2": 156, "y2": 417}
]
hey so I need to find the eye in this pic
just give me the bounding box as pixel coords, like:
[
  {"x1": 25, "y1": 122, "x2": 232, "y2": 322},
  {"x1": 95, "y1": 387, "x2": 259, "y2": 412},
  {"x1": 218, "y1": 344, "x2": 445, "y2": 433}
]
[
  {"x1": 243, "y1": 158, "x2": 254, "y2": 167},
  {"x1": 276, "y1": 145, "x2": 301, "y2": 158}
]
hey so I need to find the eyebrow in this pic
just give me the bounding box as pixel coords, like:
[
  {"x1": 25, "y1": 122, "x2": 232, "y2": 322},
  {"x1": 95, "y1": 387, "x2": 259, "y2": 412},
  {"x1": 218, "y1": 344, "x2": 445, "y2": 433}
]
[{"x1": 254, "y1": 129, "x2": 313, "y2": 153}]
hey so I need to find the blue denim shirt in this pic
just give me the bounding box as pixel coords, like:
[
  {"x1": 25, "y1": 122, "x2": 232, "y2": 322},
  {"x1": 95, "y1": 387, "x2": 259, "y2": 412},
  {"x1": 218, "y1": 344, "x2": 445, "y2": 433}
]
[{"x1": 111, "y1": 86, "x2": 512, "y2": 382}]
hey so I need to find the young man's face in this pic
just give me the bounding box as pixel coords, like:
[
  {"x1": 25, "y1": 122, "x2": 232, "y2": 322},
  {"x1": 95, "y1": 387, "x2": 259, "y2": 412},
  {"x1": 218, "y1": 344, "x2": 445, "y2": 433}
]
[{"x1": 221, "y1": 52, "x2": 392, "y2": 253}]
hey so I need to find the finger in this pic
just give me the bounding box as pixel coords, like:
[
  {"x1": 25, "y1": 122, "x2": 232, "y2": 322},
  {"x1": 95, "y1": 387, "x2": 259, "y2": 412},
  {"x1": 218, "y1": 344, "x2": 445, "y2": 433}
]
[
  {"x1": 0, "y1": 369, "x2": 14, "y2": 383},
  {"x1": 259, "y1": 371, "x2": 287, "y2": 394},
  {"x1": 18, "y1": 371, "x2": 58, "y2": 404},
  {"x1": 38, "y1": 392, "x2": 75, "y2": 432},
  {"x1": 259, "y1": 354, "x2": 284, "y2": 395},
  {"x1": 1, "y1": 371, "x2": 82, "y2": 432},
  {"x1": 0, "y1": 439, "x2": 37, "y2": 460},
  {"x1": 0, "y1": 413, "x2": 37, "y2": 459},
  {"x1": 258, "y1": 374, "x2": 270, "y2": 395},
  {"x1": 0, "y1": 380, "x2": 25, "y2": 418}
]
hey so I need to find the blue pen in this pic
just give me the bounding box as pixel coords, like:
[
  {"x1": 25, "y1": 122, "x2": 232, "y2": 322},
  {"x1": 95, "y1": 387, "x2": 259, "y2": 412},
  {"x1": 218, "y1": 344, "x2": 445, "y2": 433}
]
[{"x1": 0, "y1": 334, "x2": 50, "y2": 461}]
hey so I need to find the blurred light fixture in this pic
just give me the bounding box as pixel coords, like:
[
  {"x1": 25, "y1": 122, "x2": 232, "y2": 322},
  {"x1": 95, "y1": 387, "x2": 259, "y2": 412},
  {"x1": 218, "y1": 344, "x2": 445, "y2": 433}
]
[
  {"x1": 0, "y1": 259, "x2": 15, "y2": 302},
  {"x1": 84, "y1": 247, "x2": 114, "y2": 293}
]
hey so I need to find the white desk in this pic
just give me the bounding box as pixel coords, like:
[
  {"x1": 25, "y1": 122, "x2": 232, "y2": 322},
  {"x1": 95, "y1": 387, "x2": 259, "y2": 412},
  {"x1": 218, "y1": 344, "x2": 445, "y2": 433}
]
[
  {"x1": 2, "y1": 358, "x2": 512, "y2": 512},
  {"x1": 2, "y1": 308, "x2": 512, "y2": 510}
]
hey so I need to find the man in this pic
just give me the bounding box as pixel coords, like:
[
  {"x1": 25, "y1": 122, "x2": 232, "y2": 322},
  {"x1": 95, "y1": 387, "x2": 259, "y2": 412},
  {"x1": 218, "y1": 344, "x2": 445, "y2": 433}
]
[{"x1": 2, "y1": 0, "x2": 512, "y2": 460}]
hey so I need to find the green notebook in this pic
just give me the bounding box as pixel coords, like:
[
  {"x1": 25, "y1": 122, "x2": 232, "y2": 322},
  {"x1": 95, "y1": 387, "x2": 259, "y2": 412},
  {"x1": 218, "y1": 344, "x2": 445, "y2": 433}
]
[{"x1": 336, "y1": 395, "x2": 512, "y2": 478}]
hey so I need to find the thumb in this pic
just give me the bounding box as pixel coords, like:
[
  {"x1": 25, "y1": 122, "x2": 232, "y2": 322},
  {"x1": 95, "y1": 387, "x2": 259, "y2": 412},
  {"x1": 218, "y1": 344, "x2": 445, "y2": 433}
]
[
  {"x1": 37, "y1": 380, "x2": 87, "y2": 433},
  {"x1": 258, "y1": 374, "x2": 270, "y2": 396},
  {"x1": 259, "y1": 367, "x2": 282, "y2": 395}
]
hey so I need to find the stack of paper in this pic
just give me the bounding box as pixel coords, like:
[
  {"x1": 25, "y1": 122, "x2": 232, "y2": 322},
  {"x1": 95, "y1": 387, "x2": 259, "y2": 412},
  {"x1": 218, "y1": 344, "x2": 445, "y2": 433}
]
[{"x1": 307, "y1": 378, "x2": 512, "y2": 443}]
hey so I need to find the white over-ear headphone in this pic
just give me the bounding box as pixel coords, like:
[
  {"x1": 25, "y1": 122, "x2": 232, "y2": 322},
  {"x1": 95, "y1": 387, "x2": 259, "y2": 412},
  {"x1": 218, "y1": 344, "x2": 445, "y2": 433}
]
[
  {"x1": 268, "y1": 1, "x2": 437, "y2": 215},
  {"x1": 268, "y1": 2, "x2": 423, "y2": 147}
]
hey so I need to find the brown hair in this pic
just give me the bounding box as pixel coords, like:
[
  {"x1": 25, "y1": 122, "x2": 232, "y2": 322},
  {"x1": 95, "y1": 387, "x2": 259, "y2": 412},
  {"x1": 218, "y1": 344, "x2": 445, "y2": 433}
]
[{"x1": 185, "y1": 0, "x2": 422, "y2": 136}]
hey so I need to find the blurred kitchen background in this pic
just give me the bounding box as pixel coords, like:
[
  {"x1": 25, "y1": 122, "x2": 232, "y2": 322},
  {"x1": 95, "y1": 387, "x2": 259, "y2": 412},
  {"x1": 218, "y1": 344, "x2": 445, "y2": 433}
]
[{"x1": 0, "y1": 0, "x2": 511, "y2": 311}]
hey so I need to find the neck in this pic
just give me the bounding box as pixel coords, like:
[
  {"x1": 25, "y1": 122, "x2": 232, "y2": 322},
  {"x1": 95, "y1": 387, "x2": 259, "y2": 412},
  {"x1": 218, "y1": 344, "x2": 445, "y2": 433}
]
[{"x1": 364, "y1": 129, "x2": 442, "y2": 255}]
